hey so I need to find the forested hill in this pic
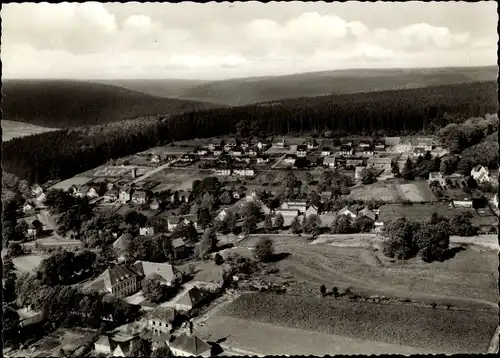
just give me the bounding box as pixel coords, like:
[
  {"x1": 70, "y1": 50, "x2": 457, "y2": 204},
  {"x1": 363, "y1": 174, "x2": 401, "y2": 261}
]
[
  {"x1": 174, "y1": 66, "x2": 498, "y2": 106},
  {"x1": 1, "y1": 80, "x2": 223, "y2": 128},
  {"x1": 3, "y1": 81, "x2": 497, "y2": 184}
]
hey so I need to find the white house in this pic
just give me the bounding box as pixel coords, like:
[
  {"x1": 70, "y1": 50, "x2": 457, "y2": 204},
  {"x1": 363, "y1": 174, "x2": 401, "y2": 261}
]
[
  {"x1": 281, "y1": 200, "x2": 307, "y2": 213},
  {"x1": 257, "y1": 139, "x2": 271, "y2": 150},
  {"x1": 323, "y1": 156, "x2": 336, "y2": 168},
  {"x1": 272, "y1": 138, "x2": 286, "y2": 148},
  {"x1": 358, "y1": 208, "x2": 376, "y2": 221},
  {"x1": 23, "y1": 201, "x2": 34, "y2": 213},
  {"x1": 493, "y1": 193, "x2": 498, "y2": 208},
  {"x1": 94, "y1": 336, "x2": 114, "y2": 355},
  {"x1": 284, "y1": 154, "x2": 296, "y2": 164},
  {"x1": 339, "y1": 145, "x2": 354, "y2": 156},
  {"x1": 119, "y1": 187, "x2": 133, "y2": 203},
  {"x1": 215, "y1": 168, "x2": 231, "y2": 176},
  {"x1": 139, "y1": 226, "x2": 155, "y2": 236},
  {"x1": 174, "y1": 286, "x2": 204, "y2": 312},
  {"x1": 428, "y1": 172, "x2": 446, "y2": 186},
  {"x1": 212, "y1": 147, "x2": 223, "y2": 156},
  {"x1": 338, "y1": 205, "x2": 358, "y2": 219},
  {"x1": 296, "y1": 145, "x2": 307, "y2": 157},
  {"x1": 321, "y1": 147, "x2": 332, "y2": 157},
  {"x1": 470, "y1": 165, "x2": 490, "y2": 183},
  {"x1": 36, "y1": 192, "x2": 47, "y2": 204},
  {"x1": 151, "y1": 155, "x2": 161, "y2": 163},
  {"x1": 167, "y1": 215, "x2": 198, "y2": 231},
  {"x1": 132, "y1": 190, "x2": 148, "y2": 205},
  {"x1": 305, "y1": 205, "x2": 319, "y2": 217},
  {"x1": 229, "y1": 149, "x2": 243, "y2": 157},
  {"x1": 247, "y1": 148, "x2": 258, "y2": 157},
  {"x1": 104, "y1": 189, "x2": 119, "y2": 202},
  {"x1": 355, "y1": 166, "x2": 365, "y2": 180},
  {"x1": 233, "y1": 168, "x2": 254, "y2": 177},
  {"x1": 256, "y1": 156, "x2": 269, "y2": 164},
  {"x1": 144, "y1": 307, "x2": 178, "y2": 335},
  {"x1": 32, "y1": 185, "x2": 44, "y2": 197}
]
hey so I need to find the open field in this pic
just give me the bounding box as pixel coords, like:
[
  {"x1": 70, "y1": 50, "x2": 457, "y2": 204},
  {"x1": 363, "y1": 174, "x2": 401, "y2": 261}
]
[
  {"x1": 378, "y1": 203, "x2": 476, "y2": 223},
  {"x1": 397, "y1": 180, "x2": 437, "y2": 202},
  {"x1": 235, "y1": 235, "x2": 499, "y2": 307},
  {"x1": 198, "y1": 315, "x2": 427, "y2": 355},
  {"x1": 48, "y1": 176, "x2": 94, "y2": 191},
  {"x1": 93, "y1": 165, "x2": 149, "y2": 177},
  {"x1": 141, "y1": 146, "x2": 194, "y2": 156},
  {"x1": 149, "y1": 168, "x2": 211, "y2": 190},
  {"x1": 2, "y1": 120, "x2": 58, "y2": 141},
  {"x1": 12, "y1": 254, "x2": 49, "y2": 273},
  {"x1": 29, "y1": 328, "x2": 96, "y2": 357},
  {"x1": 348, "y1": 180, "x2": 435, "y2": 202},
  {"x1": 212, "y1": 292, "x2": 497, "y2": 354}
]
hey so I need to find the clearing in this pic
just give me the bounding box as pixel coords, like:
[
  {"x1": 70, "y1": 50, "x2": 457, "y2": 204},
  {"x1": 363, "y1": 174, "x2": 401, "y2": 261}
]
[
  {"x1": 397, "y1": 180, "x2": 436, "y2": 202},
  {"x1": 348, "y1": 180, "x2": 435, "y2": 203},
  {"x1": 1, "y1": 120, "x2": 58, "y2": 142},
  {"x1": 234, "y1": 235, "x2": 499, "y2": 307},
  {"x1": 48, "y1": 177, "x2": 94, "y2": 192},
  {"x1": 12, "y1": 253, "x2": 49, "y2": 273},
  {"x1": 207, "y1": 292, "x2": 496, "y2": 354}
]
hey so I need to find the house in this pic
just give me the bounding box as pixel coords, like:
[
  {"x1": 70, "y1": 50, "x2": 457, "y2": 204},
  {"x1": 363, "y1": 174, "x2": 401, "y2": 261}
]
[
  {"x1": 451, "y1": 197, "x2": 474, "y2": 208},
  {"x1": 169, "y1": 332, "x2": 212, "y2": 357},
  {"x1": 257, "y1": 139, "x2": 271, "y2": 150},
  {"x1": 209, "y1": 139, "x2": 223, "y2": 151},
  {"x1": 32, "y1": 184, "x2": 44, "y2": 197},
  {"x1": 358, "y1": 146, "x2": 374, "y2": 157},
  {"x1": 132, "y1": 190, "x2": 148, "y2": 205},
  {"x1": 367, "y1": 157, "x2": 393, "y2": 172},
  {"x1": 193, "y1": 148, "x2": 208, "y2": 157},
  {"x1": 281, "y1": 200, "x2": 307, "y2": 213},
  {"x1": 355, "y1": 166, "x2": 365, "y2": 180},
  {"x1": 284, "y1": 154, "x2": 296, "y2": 165},
  {"x1": 247, "y1": 147, "x2": 258, "y2": 157},
  {"x1": 36, "y1": 192, "x2": 47, "y2": 204},
  {"x1": 296, "y1": 145, "x2": 308, "y2": 157},
  {"x1": 321, "y1": 147, "x2": 332, "y2": 157},
  {"x1": 104, "y1": 189, "x2": 119, "y2": 202},
  {"x1": 112, "y1": 233, "x2": 132, "y2": 261},
  {"x1": 305, "y1": 138, "x2": 318, "y2": 150},
  {"x1": 119, "y1": 187, "x2": 133, "y2": 203},
  {"x1": 84, "y1": 264, "x2": 140, "y2": 298},
  {"x1": 413, "y1": 146, "x2": 427, "y2": 157},
  {"x1": 256, "y1": 155, "x2": 270, "y2": 164},
  {"x1": 23, "y1": 201, "x2": 34, "y2": 213},
  {"x1": 272, "y1": 137, "x2": 286, "y2": 148},
  {"x1": 412, "y1": 137, "x2": 433, "y2": 151},
  {"x1": 132, "y1": 261, "x2": 183, "y2": 287},
  {"x1": 428, "y1": 172, "x2": 446, "y2": 186},
  {"x1": 216, "y1": 208, "x2": 229, "y2": 221},
  {"x1": 212, "y1": 146, "x2": 223, "y2": 156},
  {"x1": 150, "y1": 198, "x2": 161, "y2": 210},
  {"x1": 172, "y1": 238, "x2": 188, "y2": 258},
  {"x1": 338, "y1": 205, "x2": 358, "y2": 219},
  {"x1": 305, "y1": 205, "x2": 319, "y2": 217},
  {"x1": 246, "y1": 191, "x2": 259, "y2": 202},
  {"x1": 471, "y1": 165, "x2": 490, "y2": 183},
  {"x1": 144, "y1": 307, "x2": 178, "y2": 335},
  {"x1": 233, "y1": 168, "x2": 255, "y2": 177},
  {"x1": 384, "y1": 137, "x2": 401, "y2": 146},
  {"x1": 235, "y1": 156, "x2": 251, "y2": 164},
  {"x1": 357, "y1": 140, "x2": 372, "y2": 148},
  {"x1": 151, "y1": 155, "x2": 161, "y2": 163},
  {"x1": 94, "y1": 336, "x2": 114, "y2": 355},
  {"x1": 346, "y1": 158, "x2": 365, "y2": 167},
  {"x1": 171, "y1": 190, "x2": 190, "y2": 203},
  {"x1": 174, "y1": 286, "x2": 204, "y2": 312},
  {"x1": 339, "y1": 145, "x2": 354, "y2": 156},
  {"x1": 306, "y1": 155, "x2": 320, "y2": 167},
  {"x1": 179, "y1": 154, "x2": 195, "y2": 162},
  {"x1": 167, "y1": 215, "x2": 198, "y2": 231},
  {"x1": 225, "y1": 138, "x2": 237, "y2": 149},
  {"x1": 323, "y1": 156, "x2": 336, "y2": 168},
  {"x1": 111, "y1": 338, "x2": 135, "y2": 357},
  {"x1": 27, "y1": 219, "x2": 44, "y2": 239},
  {"x1": 139, "y1": 225, "x2": 155, "y2": 236},
  {"x1": 229, "y1": 148, "x2": 243, "y2": 157},
  {"x1": 215, "y1": 168, "x2": 231, "y2": 176},
  {"x1": 493, "y1": 193, "x2": 498, "y2": 209},
  {"x1": 374, "y1": 141, "x2": 386, "y2": 151},
  {"x1": 358, "y1": 208, "x2": 376, "y2": 221}
]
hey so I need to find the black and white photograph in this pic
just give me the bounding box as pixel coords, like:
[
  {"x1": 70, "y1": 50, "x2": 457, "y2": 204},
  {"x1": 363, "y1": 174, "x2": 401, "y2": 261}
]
[{"x1": 1, "y1": 1, "x2": 499, "y2": 356}]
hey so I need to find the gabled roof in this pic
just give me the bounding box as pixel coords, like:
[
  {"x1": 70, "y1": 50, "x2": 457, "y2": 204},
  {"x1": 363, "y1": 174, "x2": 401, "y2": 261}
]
[
  {"x1": 176, "y1": 286, "x2": 203, "y2": 308},
  {"x1": 132, "y1": 261, "x2": 179, "y2": 282},
  {"x1": 323, "y1": 156, "x2": 336, "y2": 163},
  {"x1": 167, "y1": 214, "x2": 197, "y2": 225},
  {"x1": 172, "y1": 238, "x2": 186, "y2": 249},
  {"x1": 339, "y1": 205, "x2": 358, "y2": 215},
  {"x1": 472, "y1": 165, "x2": 486, "y2": 172},
  {"x1": 170, "y1": 333, "x2": 211, "y2": 356},
  {"x1": 147, "y1": 307, "x2": 178, "y2": 324},
  {"x1": 296, "y1": 145, "x2": 307, "y2": 151},
  {"x1": 95, "y1": 335, "x2": 112, "y2": 348},
  {"x1": 428, "y1": 172, "x2": 443, "y2": 180},
  {"x1": 368, "y1": 157, "x2": 392, "y2": 164},
  {"x1": 102, "y1": 265, "x2": 139, "y2": 286},
  {"x1": 321, "y1": 146, "x2": 332, "y2": 151},
  {"x1": 133, "y1": 190, "x2": 147, "y2": 198},
  {"x1": 112, "y1": 233, "x2": 132, "y2": 251},
  {"x1": 358, "y1": 208, "x2": 376, "y2": 221}
]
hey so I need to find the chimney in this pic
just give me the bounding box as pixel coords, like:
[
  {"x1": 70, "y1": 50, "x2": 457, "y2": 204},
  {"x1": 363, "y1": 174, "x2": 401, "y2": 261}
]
[
  {"x1": 131, "y1": 168, "x2": 137, "y2": 179},
  {"x1": 188, "y1": 320, "x2": 193, "y2": 335}
]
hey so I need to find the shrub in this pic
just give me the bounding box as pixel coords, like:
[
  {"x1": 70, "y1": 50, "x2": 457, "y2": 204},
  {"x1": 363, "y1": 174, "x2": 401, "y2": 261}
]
[{"x1": 254, "y1": 237, "x2": 274, "y2": 262}]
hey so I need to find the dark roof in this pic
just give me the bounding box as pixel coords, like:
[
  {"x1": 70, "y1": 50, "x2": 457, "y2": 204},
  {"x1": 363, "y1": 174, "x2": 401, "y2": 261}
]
[
  {"x1": 170, "y1": 333, "x2": 211, "y2": 355},
  {"x1": 296, "y1": 145, "x2": 307, "y2": 151},
  {"x1": 306, "y1": 155, "x2": 318, "y2": 162},
  {"x1": 147, "y1": 307, "x2": 178, "y2": 324},
  {"x1": 285, "y1": 154, "x2": 296, "y2": 159},
  {"x1": 132, "y1": 261, "x2": 179, "y2": 282},
  {"x1": 176, "y1": 286, "x2": 203, "y2": 308},
  {"x1": 172, "y1": 238, "x2": 186, "y2": 249}
]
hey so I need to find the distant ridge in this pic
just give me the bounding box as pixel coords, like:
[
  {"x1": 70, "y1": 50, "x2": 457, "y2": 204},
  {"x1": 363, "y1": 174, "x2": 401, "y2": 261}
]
[{"x1": 1, "y1": 79, "x2": 224, "y2": 128}]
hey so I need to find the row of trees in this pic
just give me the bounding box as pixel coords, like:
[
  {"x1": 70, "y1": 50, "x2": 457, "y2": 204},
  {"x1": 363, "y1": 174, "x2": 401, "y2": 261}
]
[{"x1": 3, "y1": 82, "x2": 496, "y2": 184}]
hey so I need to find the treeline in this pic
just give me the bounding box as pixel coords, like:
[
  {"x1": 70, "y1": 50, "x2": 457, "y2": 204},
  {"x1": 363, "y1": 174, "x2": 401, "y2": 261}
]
[{"x1": 3, "y1": 81, "x2": 497, "y2": 184}]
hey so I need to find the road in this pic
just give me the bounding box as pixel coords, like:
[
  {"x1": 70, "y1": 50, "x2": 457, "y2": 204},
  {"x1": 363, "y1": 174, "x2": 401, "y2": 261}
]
[
  {"x1": 131, "y1": 159, "x2": 177, "y2": 184},
  {"x1": 271, "y1": 153, "x2": 287, "y2": 169}
]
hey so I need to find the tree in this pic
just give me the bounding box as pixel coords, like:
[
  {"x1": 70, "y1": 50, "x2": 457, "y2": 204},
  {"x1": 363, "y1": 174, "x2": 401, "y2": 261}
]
[
  {"x1": 304, "y1": 172, "x2": 314, "y2": 184},
  {"x1": 6, "y1": 242, "x2": 25, "y2": 259},
  {"x1": 142, "y1": 275, "x2": 167, "y2": 303},
  {"x1": 264, "y1": 214, "x2": 273, "y2": 233},
  {"x1": 254, "y1": 237, "x2": 275, "y2": 262},
  {"x1": 214, "y1": 253, "x2": 224, "y2": 265},
  {"x1": 201, "y1": 192, "x2": 215, "y2": 209},
  {"x1": 352, "y1": 216, "x2": 374, "y2": 233},
  {"x1": 199, "y1": 228, "x2": 218, "y2": 259},
  {"x1": 332, "y1": 286, "x2": 340, "y2": 298},
  {"x1": 291, "y1": 216, "x2": 302, "y2": 235},
  {"x1": 303, "y1": 214, "x2": 321, "y2": 236},
  {"x1": 401, "y1": 158, "x2": 415, "y2": 181},
  {"x1": 130, "y1": 338, "x2": 152, "y2": 358},
  {"x1": 219, "y1": 191, "x2": 233, "y2": 205},
  {"x1": 361, "y1": 169, "x2": 377, "y2": 185},
  {"x1": 3, "y1": 305, "x2": 20, "y2": 341},
  {"x1": 152, "y1": 345, "x2": 172, "y2": 358},
  {"x1": 197, "y1": 208, "x2": 212, "y2": 229},
  {"x1": 330, "y1": 215, "x2": 351, "y2": 234},
  {"x1": 440, "y1": 158, "x2": 453, "y2": 175},
  {"x1": 450, "y1": 213, "x2": 477, "y2": 236},
  {"x1": 320, "y1": 284, "x2": 326, "y2": 297},
  {"x1": 457, "y1": 158, "x2": 472, "y2": 176},
  {"x1": 424, "y1": 151, "x2": 432, "y2": 161},
  {"x1": 274, "y1": 213, "x2": 284, "y2": 230},
  {"x1": 466, "y1": 175, "x2": 478, "y2": 189},
  {"x1": 391, "y1": 162, "x2": 400, "y2": 177},
  {"x1": 382, "y1": 218, "x2": 414, "y2": 260},
  {"x1": 284, "y1": 171, "x2": 298, "y2": 189},
  {"x1": 3, "y1": 258, "x2": 17, "y2": 303}
]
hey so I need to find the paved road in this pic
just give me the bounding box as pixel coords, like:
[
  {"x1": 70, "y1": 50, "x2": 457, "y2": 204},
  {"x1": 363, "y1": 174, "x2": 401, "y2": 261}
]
[{"x1": 131, "y1": 159, "x2": 176, "y2": 184}]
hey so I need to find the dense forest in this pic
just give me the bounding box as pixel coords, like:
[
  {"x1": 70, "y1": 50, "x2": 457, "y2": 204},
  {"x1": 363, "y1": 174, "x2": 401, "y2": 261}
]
[
  {"x1": 2, "y1": 80, "x2": 222, "y2": 127},
  {"x1": 2, "y1": 81, "x2": 498, "y2": 184}
]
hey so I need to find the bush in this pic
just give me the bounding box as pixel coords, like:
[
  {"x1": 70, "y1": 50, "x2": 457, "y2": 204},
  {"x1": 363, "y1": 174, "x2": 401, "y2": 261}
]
[
  {"x1": 253, "y1": 237, "x2": 274, "y2": 263},
  {"x1": 214, "y1": 253, "x2": 224, "y2": 265}
]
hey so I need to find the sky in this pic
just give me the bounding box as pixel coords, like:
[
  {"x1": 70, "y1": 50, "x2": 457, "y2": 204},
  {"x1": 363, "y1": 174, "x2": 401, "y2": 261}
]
[{"x1": 1, "y1": 1, "x2": 498, "y2": 80}]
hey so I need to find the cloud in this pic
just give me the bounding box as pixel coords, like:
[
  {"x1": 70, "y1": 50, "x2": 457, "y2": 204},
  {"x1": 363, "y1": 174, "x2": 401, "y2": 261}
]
[{"x1": 1, "y1": 2, "x2": 497, "y2": 79}]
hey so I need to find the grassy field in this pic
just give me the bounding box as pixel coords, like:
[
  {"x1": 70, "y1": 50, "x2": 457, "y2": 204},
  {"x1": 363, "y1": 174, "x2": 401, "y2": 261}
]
[
  {"x1": 2, "y1": 120, "x2": 58, "y2": 141},
  {"x1": 348, "y1": 180, "x2": 435, "y2": 202},
  {"x1": 12, "y1": 254, "x2": 49, "y2": 273},
  {"x1": 398, "y1": 180, "x2": 436, "y2": 202},
  {"x1": 235, "y1": 236, "x2": 499, "y2": 307},
  {"x1": 149, "y1": 168, "x2": 211, "y2": 191},
  {"x1": 214, "y1": 292, "x2": 496, "y2": 354}
]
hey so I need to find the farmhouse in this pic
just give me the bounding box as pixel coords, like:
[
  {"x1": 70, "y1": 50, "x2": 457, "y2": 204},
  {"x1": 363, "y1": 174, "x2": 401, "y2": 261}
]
[
  {"x1": 321, "y1": 147, "x2": 332, "y2": 157},
  {"x1": 412, "y1": 137, "x2": 434, "y2": 151},
  {"x1": 272, "y1": 137, "x2": 286, "y2": 148},
  {"x1": 27, "y1": 219, "x2": 44, "y2": 239},
  {"x1": 233, "y1": 168, "x2": 255, "y2": 177},
  {"x1": 167, "y1": 215, "x2": 198, "y2": 231},
  {"x1": 208, "y1": 139, "x2": 223, "y2": 151},
  {"x1": 215, "y1": 168, "x2": 231, "y2": 176},
  {"x1": 284, "y1": 154, "x2": 297, "y2": 164},
  {"x1": 132, "y1": 261, "x2": 182, "y2": 287},
  {"x1": 338, "y1": 205, "x2": 358, "y2": 219},
  {"x1": 323, "y1": 156, "x2": 336, "y2": 168},
  {"x1": 256, "y1": 155, "x2": 270, "y2": 164},
  {"x1": 470, "y1": 165, "x2": 490, "y2": 183},
  {"x1": 281, "y1": 200, "x2": 307, "y2": 213},
  {"x1": 296, "y1": 145, "x2": 308, "y2": 157},
  {"x1": 119, "y1": 187, "x2": 133, "y2": 203},
  {"x1": 367, "y1": 157, "x2": 393, "y2": 172},
  {"x1": 144, "y1": 307, "x2": 179, "y2": 335},
  {"x1": 104, "y1": 189, "x2": 119, "y2": 202},
  {"x1": 451, "y1": 196, "x2": 474, "y2": 208},
  {"x1": 84, "y1": 264, "x2": 140, "y2": 298},
  {"x1": 139, "y1": 225, "x2": 156, "y2": 236},
  {"x1": 169, "y1": 332, "x2": 212, "y2": 357},
  {"x1": 428, "y1": 172, "x2": 446, "y2": 186},
  {"x1": 132, "y1": 190, "x2": 148, "y2": 205},
  {"x1": 358, "y1": 207, "x2": 376, "y2": 221},
  {"x1": 174, "y1": 286, "x2": 204, "y2": 312},
  {"x1": 339, "y1": 145, "x2": 354, "y2": 156}
]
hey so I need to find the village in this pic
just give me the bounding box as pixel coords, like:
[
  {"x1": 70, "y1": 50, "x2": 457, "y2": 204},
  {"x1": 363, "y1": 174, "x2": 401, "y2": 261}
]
[{"x1": 3, "y1": 133, "x2": 499, "y2": 357}]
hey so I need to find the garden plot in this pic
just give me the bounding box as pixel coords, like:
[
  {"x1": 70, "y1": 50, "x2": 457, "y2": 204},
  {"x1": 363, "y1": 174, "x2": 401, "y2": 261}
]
[
  {"x1": 93, "y1": 165, "x2": 149, "y2": 177},
  {"x1": 397, "y1": 180, "x2": 436, "y2": 202},
  {"x1": 347, "y1": 182, "x2": 401, "y2": 202}
]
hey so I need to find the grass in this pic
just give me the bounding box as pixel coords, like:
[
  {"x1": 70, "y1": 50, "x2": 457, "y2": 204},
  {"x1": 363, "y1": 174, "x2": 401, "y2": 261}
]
[
  {"x1": 378, "y1": 203, "x2": 476, "y2": 223},
  {"x1": 48, "y1": 176, "x2": 94, "y2": 191},
  {"x1": 2, "y1": 120, "x2": 58, "y2": 142},
  {"x1": 348, "y1": 182, "x2": 401, "y2": 202},
  {"x1": 398, "y1": 180, "x2": 436, "y2": 202},
  {"x1": 216, "y1": 292, "x2": 497, "y2": 354},
  {"x1": 235, "y1": 236, "x2": 499, "y2": 306},
  {"x1": 12, "y1": 254, "x2": 49, "y2": 273}
]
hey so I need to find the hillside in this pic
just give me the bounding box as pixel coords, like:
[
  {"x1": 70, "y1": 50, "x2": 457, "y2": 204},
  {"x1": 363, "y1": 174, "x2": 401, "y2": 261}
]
[
  {"x1": 93, "y1": 78, "x2": 211, "y2": 100},
  {"x1": 174, "y1": 66, "x2": 498, "y2": 106},
  {"x1": 1, "y1": 80, "x2": 223, "y2": 128},
  {"x1": 3, "y1": 81, "x2": 497, "y2": 184}
]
